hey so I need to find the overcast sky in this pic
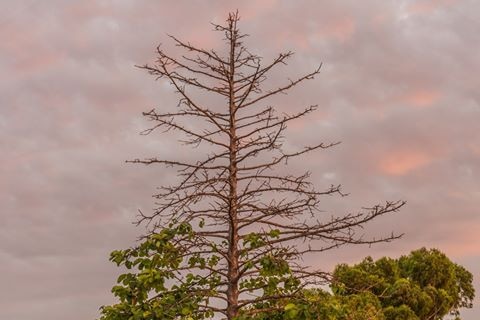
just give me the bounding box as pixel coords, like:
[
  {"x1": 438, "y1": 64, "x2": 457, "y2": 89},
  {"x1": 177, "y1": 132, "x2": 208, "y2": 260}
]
[{"x1": 1, "y1": 0, "x2": 479, "y2": 319}]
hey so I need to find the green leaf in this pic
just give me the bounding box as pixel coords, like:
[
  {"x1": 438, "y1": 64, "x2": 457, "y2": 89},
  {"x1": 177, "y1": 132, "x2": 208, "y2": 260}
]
[{"x1": 284, "y1": 303, "x2": 296, "y2": 311}]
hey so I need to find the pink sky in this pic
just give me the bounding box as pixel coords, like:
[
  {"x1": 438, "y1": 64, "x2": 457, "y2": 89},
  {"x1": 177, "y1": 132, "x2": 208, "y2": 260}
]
[{"x1": 1, "y1": 1, "x2": 479, "y2": 319}]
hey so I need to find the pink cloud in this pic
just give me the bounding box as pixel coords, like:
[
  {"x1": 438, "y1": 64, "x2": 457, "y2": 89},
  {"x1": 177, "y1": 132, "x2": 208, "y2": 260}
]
[
  {"x1": 441, "y1": 226, "x2": 480, "y2": 258},
  {"x1": 404, "y1": 89, "x2": 441, "y2": 108},
  {"x1": 13, "y1": 50, "x2": 65, "y2": 73},
  {"x1": 469, "y1": 143, "x2": 480, "y2": 156},
  {"x1": 240, "y1": 0, "x2": 279, "y2": 21},
  {"x1": 378, "y1": 150, "x2": 432, "y2": 176},
  {"x1": 327, "y1": 17, "x2": 356, "y2": 43},
  {"x1": 312, "y1": 16, "x2": 356, "y2": 44},
  {"x1": 407, "y1": 0, "x2": 457, "y2": 15},
  {"x1": 63, "y1": 0, "x2": 113, "y2": 21},
  {"x1": 370, "y1": 12, "x2": 393, "y2": 27}
]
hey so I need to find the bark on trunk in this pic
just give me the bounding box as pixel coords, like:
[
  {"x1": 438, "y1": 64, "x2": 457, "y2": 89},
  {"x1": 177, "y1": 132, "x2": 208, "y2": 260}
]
[{"x1": 226, "y1": 17, "x2": 239, "y2": 320}]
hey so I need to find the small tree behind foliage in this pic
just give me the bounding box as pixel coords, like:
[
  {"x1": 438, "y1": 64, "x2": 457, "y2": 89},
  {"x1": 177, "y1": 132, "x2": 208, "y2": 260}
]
[{"x1": 99, "y1": 12, "x2": 405, "y2": 320}]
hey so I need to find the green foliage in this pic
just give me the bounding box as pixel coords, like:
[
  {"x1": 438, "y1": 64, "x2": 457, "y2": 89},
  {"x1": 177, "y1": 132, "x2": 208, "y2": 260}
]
[
  {"x1": 332, "y1": 248, "x2": 475, "y2": 320},
  {"x1": 298, "y1": 290, "x2": 385, "y2": 320},
  {"x1": 100, "y1": 223, "x2": 218, "y2": 320},
  {"x1": 101, "y1": 223, "x2": 474, "y2": 320},
  {"x1": 100, "y1": 221, "x2": 302, "y2": 320},
  {"x1": 239, "y1": 288, "x2": 385, "y2": 320},
  {"x1": 239, "y1": 248, "x2": 474, "y2": 320}
]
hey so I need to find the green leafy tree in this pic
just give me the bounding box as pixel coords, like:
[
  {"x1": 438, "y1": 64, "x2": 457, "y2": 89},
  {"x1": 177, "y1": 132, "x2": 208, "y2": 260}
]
[
  {"x1": 247, "y1": 248, "x2": 474, "y2": 320},
  {"x1": 332, "y1": 248, "x2": 475, "y2": 320},
  {"x1": 99, "y1": 12, "x2": 405, "y2": 320}
]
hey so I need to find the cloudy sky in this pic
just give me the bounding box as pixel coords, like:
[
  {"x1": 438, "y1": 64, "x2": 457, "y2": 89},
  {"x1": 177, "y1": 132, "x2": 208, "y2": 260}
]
[{"x1": 1, "y1": 0, "x2": 479, "y2": 319}]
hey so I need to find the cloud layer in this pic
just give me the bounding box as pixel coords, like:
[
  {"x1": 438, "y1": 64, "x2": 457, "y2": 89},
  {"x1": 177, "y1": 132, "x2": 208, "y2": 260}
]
[{"x1": 1, "y1": 1, "x2": 479, "y2": 319}]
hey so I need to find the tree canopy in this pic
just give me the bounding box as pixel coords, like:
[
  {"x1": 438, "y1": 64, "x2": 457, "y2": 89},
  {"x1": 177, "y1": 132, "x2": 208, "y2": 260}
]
[
  {"x1": 330, "y1": 248, "x2": 474, "y2": 320},
  {"x1": 241, "y1": 248, "x2": 474, "y2": 320}
]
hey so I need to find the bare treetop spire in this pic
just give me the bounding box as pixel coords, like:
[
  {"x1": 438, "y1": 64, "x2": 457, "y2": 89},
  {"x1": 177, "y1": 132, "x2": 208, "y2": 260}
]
[{"x1": 100, "y1": 12, "x2": 404, "y2": 320}]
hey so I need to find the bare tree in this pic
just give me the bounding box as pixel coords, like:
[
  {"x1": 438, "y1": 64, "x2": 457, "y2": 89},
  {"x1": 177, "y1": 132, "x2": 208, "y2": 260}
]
[{"x1": 100, "y1": 12, "x2": 405, "y2": 320}]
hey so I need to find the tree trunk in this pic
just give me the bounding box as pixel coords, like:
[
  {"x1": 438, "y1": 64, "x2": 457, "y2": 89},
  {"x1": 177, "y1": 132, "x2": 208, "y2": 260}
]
[{"x1": 226, "y1": 17, "x2": 239, "y2": 320}]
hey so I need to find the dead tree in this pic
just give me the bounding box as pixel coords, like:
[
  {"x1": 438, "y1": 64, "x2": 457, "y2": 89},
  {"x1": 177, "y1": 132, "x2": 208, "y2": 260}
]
[{"x1": 100, "y1": 12, "x2": 405, "y2": 320}]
